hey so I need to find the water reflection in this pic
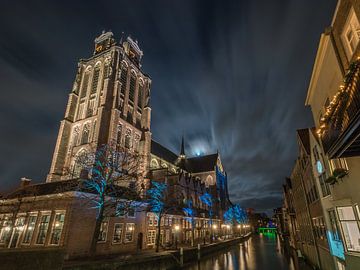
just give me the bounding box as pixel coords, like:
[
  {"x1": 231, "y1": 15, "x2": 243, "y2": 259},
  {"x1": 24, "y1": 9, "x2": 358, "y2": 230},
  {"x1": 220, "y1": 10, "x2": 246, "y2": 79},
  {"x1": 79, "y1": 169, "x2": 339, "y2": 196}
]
[{"x1": 184, "y1": 234, "x2": 297, "y2": 270}]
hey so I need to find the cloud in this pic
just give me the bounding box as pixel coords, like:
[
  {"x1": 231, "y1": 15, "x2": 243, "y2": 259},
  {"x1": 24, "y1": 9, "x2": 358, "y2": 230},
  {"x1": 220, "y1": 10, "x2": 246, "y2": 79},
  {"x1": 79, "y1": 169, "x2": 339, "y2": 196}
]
[{"x1": 0, "y1": 0, "x2": 337, "y2": 214}]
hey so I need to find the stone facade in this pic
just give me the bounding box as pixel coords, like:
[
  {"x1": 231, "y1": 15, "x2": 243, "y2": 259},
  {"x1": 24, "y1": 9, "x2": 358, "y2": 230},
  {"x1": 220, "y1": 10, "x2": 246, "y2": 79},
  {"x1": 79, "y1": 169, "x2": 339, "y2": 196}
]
[{"x1": 0, "y1": 31, "x2": 233, "y2": 257}]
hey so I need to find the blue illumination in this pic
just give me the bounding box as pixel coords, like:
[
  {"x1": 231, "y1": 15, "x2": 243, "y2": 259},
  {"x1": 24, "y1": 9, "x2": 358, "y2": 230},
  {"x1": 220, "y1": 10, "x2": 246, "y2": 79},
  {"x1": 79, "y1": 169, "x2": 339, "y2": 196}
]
[
  {"x1": 316, "y1": 160, "x2": 324, "y2": 174},
  {"x1": 327, "y1": 231, "x2": 345, "y2": 260},
  {"x1": 147, "y1": 180, "x2": 167, "y2": 220}
]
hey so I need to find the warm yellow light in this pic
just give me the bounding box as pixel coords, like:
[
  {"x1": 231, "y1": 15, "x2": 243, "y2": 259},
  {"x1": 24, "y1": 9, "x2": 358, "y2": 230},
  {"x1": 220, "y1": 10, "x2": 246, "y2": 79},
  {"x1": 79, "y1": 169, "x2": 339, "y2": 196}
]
[
  {"x1": 175, "y1": 225, "x2": 180, "y2": 231},
  {"x1": 213, "y1": 224, "x2": 217, "y2": 229}
]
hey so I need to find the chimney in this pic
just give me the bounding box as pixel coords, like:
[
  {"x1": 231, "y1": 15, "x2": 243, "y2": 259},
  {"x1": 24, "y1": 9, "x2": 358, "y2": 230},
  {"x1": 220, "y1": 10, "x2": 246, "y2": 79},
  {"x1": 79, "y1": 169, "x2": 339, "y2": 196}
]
[{"x1": 20, "y1": 177, "x2": 31, "y2": 188}]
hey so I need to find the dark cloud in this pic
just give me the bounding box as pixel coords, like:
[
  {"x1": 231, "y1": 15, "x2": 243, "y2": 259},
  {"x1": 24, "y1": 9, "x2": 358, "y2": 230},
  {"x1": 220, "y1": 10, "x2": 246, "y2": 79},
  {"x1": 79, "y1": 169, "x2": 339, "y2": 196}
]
[{"x1": 0, "y1": 0, "x2": 337, "y2": 214}]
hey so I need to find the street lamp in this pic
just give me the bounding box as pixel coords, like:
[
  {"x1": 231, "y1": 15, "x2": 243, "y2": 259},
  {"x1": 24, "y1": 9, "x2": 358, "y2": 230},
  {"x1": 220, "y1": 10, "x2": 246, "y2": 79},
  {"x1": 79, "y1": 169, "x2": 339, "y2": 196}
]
[{"x1": 174, "y1": 225, "x2": 180, "y2": 249}]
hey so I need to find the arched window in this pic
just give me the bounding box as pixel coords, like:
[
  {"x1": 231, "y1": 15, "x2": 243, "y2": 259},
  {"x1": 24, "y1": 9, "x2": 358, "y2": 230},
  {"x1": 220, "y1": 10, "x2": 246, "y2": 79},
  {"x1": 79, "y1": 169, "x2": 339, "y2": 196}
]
[
  {"x1": 81, "y1": 124, "x2": 90, "y2": 145},
  {"x1": 205, "y1": 175, "x2": 214, "y2": 187},
  {"x1": 137, "y1": 83, "x2": 143, "y2": 108},
  {"x1": 80, "y1": 72, "x2": 90, "y2": 98},
  {"x1": 125, "y1": 129, "x2": 132, "y2": 149},
  {"x1": 116, "y1": 124, "x2": 122, "y2": 146},
  {"x1": 129, "y1": 74, "x2": 136, "y2": 102},
  {"x1": 73, "y1": 149, "x2": 86, "y2": 178},
  {"x1": 91, "y1": 66, "x2": 100, "y2": 94},
  {"x1": 150, "y1": 159, "x2": 159, "y2": 169},
  {"x1": 120, "y1": 67, "x2": 127, "y2": 94},
  {"x1": 72, "y1": 127, "x2": 80, "y2": 146}
]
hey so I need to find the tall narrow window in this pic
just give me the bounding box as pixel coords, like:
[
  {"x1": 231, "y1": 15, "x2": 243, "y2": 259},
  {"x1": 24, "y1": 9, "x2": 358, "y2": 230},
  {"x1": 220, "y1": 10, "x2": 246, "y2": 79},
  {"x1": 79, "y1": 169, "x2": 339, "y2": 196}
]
[
  {"x1": 137, "y1": 83, "x2": 143, "y2": 109},
  {"x1": 81, "y1": 125, "x2": 90, "y2": 145},
  {"x1": 120, "y1": 67, "x2": 127, "y2": 95},
  {"x1": 77, "y1": 102, "x2": 86, "y2": 120},
  {"x1": 91, "y1": 66, "x2": 100, "y2": 94},
  {"x1": 147, "y1": 230, "x2": 156, "y2": 245},
  {"x1": 50, "y1": 212, "x2": 65, "y2": 245},
  {"x1": 319, "y1": 173, "x2": 331, "y2": 197},
  {"x1": 129, "y1": 75, "x2": 136, "y2": 102},
  {"x1": 80, "y1": 72, "x2": 90, "y2": 98},
  {"x1": 23, "y1": 214, "x2": 37, "y2": 244},
  {"x1": 36, "y1": 213, "x2": 51, "y2": 244},
  {"x1": 87, "y1": 98, "x2": 96, "y2": 117},
  {"x1": 98, "y1": 219, "x2": 108, "y2": 242},
  {"x1": 125, "y1": 223, "x2": 135, "y2": 242},
  {"x1": 116, "y1": 125, "x2": 122, "y2": 146},
  {"x1": 113, "y1": 223, "x2": 123, "y2": 244},
  {"x1": 92, "y1": 121, "x2": 97, "y2": 142}
]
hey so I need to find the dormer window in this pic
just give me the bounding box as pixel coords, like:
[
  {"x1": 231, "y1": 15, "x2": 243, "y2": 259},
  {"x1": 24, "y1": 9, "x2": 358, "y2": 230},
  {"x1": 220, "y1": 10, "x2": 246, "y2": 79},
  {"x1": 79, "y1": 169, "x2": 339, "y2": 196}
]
[{"x1": 342, "y1": 8, "x2": 360, "y2": 59}]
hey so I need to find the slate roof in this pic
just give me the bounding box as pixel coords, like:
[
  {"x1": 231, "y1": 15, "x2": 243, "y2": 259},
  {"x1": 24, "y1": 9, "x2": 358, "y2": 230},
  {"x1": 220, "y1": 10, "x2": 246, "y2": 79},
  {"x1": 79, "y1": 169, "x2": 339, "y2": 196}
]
[
  {"x1": 185, "y1": 154, "x2": 218, "y2": 173},
  {"x1": 297, "y1": 128, "x2": 311, "y2": 155},
  {"x1": 151, "y1": 140, "x2": 219, "y2": 173},
  {"x1": 151, "y1": 140, "x2": 179, "y2": 164}
]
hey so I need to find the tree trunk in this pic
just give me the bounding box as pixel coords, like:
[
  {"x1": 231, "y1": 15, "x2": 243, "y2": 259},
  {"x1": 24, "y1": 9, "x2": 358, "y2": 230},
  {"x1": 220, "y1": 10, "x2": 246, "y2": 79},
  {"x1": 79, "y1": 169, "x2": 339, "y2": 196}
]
[
  {"x1": 155, "y1": 215, "x2": 162, "y2": 252},
  {"x1": 90, "y1": 203, "x2": 105, "y2": 255}
]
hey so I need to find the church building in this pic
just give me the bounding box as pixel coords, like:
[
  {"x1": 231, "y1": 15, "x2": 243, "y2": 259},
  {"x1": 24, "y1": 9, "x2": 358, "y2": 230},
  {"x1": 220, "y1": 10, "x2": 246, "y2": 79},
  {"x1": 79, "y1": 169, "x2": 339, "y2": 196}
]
[{"x1": 0, "y1": 31, "x2": 232, "y2": 257}]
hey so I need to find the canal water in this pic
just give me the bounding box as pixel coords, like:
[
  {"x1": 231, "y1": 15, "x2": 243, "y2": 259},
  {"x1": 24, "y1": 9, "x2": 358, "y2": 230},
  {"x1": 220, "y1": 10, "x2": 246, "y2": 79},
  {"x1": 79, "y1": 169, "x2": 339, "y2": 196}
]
[{"x1": 183, "y1": 234, "x2": 304, "y2": 270}]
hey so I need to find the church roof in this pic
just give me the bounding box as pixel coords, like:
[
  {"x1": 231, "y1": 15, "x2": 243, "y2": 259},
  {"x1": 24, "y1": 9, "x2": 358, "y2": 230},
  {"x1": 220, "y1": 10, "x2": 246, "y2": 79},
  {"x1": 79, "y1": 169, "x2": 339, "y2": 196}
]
[
  {"x1": 151, "y1": 140, "x2": 178, "y2": 164},
  {"x1": 185, "y1": 154, "x2": 218, "y2": 173},
  {"x1": 151, "y1": 140, "x2": 219, "y2": 174}
]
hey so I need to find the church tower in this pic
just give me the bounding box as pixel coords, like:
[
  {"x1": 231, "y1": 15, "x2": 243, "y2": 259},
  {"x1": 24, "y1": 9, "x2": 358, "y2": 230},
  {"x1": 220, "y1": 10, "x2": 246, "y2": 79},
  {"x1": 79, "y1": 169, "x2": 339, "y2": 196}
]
[{"x1": 47, "y1": 31, "x2": 152, "y2": 182}]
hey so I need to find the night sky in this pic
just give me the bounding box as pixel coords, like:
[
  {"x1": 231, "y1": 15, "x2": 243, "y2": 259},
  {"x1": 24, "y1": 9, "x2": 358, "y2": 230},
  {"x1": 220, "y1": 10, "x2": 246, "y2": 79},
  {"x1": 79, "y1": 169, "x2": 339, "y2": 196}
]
[{"x1": 0, "y1": 0, "x2": 337, "y2": 214}]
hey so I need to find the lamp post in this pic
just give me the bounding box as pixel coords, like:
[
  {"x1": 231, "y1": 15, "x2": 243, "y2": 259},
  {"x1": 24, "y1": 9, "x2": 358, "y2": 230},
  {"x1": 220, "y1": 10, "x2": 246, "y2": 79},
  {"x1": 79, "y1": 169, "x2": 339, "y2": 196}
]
[
  {"x1": 174, "y1": 225, "x2": 180, "y2": 249},
  {"x1": 237, "y1": 224, "x2": 241, "y2": 237}
]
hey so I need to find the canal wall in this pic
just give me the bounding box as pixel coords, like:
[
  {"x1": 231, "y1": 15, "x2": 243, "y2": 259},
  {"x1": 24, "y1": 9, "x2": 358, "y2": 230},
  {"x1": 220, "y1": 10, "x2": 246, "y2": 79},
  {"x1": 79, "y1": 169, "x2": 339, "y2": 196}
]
[{"x1": 63, "y1": 233, "x2": 252, "y2": 270}]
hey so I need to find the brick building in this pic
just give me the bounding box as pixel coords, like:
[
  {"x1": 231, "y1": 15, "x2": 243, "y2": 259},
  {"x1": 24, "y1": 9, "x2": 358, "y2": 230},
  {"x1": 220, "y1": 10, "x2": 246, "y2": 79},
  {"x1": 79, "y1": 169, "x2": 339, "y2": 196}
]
[{"x1": 0, "y1": 31, "x2": 233, "y2": 257}]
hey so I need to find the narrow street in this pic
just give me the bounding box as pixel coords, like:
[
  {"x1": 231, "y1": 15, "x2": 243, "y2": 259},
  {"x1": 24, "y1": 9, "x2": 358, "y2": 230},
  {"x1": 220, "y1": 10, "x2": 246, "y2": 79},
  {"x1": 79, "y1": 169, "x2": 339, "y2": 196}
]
[{"x1": 183, "y1": 234, "x2": 312, "y2": 270}]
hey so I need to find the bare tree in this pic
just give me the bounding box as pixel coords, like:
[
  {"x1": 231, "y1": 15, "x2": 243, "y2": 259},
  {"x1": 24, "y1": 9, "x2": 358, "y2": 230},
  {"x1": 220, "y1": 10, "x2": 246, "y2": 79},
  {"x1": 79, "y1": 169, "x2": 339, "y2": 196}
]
[{"x1": 72, "y1": 142, "x2": 144, "y2": 254}]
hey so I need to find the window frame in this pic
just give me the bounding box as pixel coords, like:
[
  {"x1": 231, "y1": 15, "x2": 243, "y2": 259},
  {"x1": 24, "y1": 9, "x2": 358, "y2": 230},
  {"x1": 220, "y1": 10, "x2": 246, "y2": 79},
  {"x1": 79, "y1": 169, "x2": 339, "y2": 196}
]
[
  {"x1": 112, "y1": 223, "x2": 124, "y2": 244},
  {"x1": 124, "y1": 223, "x2": 135, "y2": 243},
  {"x1": 22, "y1": 212, "x2": 38, "y2": 245},
  {"x1": 49, "y1": 211, "x2": 66, "y2": 246},
  {"x1": 35, "y1": 211, "x2": 51, "y2": 245},
  {"x1": 337, "y1": 205, "x2": 360, "y2": 252}
]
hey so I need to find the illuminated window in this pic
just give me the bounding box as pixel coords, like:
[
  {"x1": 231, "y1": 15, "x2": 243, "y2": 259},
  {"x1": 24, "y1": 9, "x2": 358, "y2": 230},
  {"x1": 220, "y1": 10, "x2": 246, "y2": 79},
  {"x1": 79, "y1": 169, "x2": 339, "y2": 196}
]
[
  {"x1": 50, "y1": 212, "x2": 65, "y2": 245},
  {"x1": 147, "y1": 230, "x2": 156, "y2": 245},
  {"x1": 125, "y1": 223, "x2": 135, "y2": 242},
  {"x1": 337, "y1": 206, "x2": 360, "y2": 252},
  {"x1": 342, "y1": 8, "x2": 360, "y2": 59},
  {"x1": 113, "y1": 223, "x2": 123, "y2": 244},
  {"x1": 98, "y1": 219, "x2": 108, "y2": 242},
  {"x1": 36, "y1": 213, "x2": 51, "y2": 244},
  {"x1": 23, "y1": 214, "x2": 38, "y2": 244}
]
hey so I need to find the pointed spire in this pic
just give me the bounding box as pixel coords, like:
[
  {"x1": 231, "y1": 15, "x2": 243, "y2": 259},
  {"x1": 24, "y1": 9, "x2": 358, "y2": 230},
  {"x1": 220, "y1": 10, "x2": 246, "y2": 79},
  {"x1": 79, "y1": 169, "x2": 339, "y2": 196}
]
[{"x1": 180, "y1": 136, "x2": 185, "y2": 157}]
